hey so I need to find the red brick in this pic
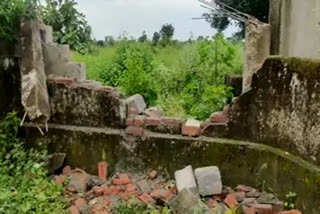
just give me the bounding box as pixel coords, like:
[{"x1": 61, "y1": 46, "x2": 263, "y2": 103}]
[
  {"x1": 207, "y1": 199, "x2": 218, "y2": 209},
  {"x1": 133, "y1": 116, "x2": 145, "y2": 127},
  {"x1": 62, "y1": 165, "x2": 72, "y2": 175},
  {"x1": 120, "y1": 191, "x2": 140, "y2": 200},
  {"x1": 67, "y1": 186, "x2": 77, "y2": 193},
  {"x1": 98, "y1": 162, "x2": 108, "y2": 181},
  {"x1": 162, "y1": 118, "x2": 182, "y2": 126},
  {"x1": 54, "y1": 175, "x2": 67, "y2": 185},
  {"x1": 126, "y1": 117, "x2": 134, "y2": 126},
  {"x1": 104, "y1": 186, "x2": 121, "y2": 195},
  {"x1": 145, "y1": 117, "x2": 161, "y2": 126},
  {"x1": 251, "y1": 204, "x2": 273, "y2": 214},
  {"x1": 70, "y1": 206, "x2": 80, "y2": 214},
  {"x1": 210, "y1": 112, "x2": 227, "y2": 123},
  {"x1": 125, "y1": 183, "x2": 136, "y2": 193},
  {"x1": 139, "y1": 193, "x2": 156, "y2": 204},
  {"x1": 74, "y1": 198, "x2": 87, "y2": 208},
  {"x1": 224, "y1": 194, "x2": 239, "y2": 208},
  {"x1": 150, "y1": 189, "x2": 173, "y2": 202},
  {"x1": 97, "y1": 196, "x2": 112, "y2": 206},
  {"x1": 182, "y1": 125, "x2": 201, "y2": 137},
  {"x1": 51, "y1": 78, "x2": 74, "y2": 86},
  {"x1": 246, "y1": 207, "x2": 257, "y2": 214},
  {"x1": 148, "y1": 170, "x2": 158, "y2": 180},
  {"x1": 93, "y1": 186, "x2": 105, "y2": 197},
  {"x1": 125, "y1": 126, "x2": 144, "y2": 136},
  {"x1": 111, "y1": 174, "x2": 131, "y2": 185},
  {"x1": 236, "y1": 185, "x2": 254, "y2": 192},
  {"x1": 278, "y1": 211, "x2": 302, "y2": 214}
]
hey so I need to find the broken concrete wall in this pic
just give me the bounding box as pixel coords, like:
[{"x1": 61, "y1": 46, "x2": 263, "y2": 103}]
[
  {"x1": 20, "y1": 20, "x2": 51, "y2": 123},
  {"x1": 243, "y1": 22, "x2": 271, "y2": 93},
  {"x1": 270, "y1": 0, "x2": 320, "y2": 57},
  {"x1": 229, "y1": 56, "x2": 320, "y2": 165},
  {"x1": 23, "y1": 123, "x2": 320, "y2": 214},
  {"x1": 47, "y1": 78, "x2": 126, "y2": 128}
]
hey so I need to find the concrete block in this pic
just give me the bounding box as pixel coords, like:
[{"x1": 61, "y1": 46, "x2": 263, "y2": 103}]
[
  {"x1": 194, "y1": 166, "x2": 222, "y2": 196},
  {"x1": 40, "y1": 24, "x2": 53, "y2": 44},
  {"x1": 125, "y1": 94, "x2": 146, "y2": 115},
  {"x1": 169, "y1": 188, "x2": 210, "y2": 214},
  {"x1": 174, "y1": 165, "x2": 198, "y2": 195}
]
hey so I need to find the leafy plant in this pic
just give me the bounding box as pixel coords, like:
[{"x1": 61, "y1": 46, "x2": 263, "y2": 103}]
[
  {"x1": 224, "y1": 205, "x2": 241, "y2": 214},
  {"x1": 42, "y1": 0, "x2": 92, "y2": 54},
  {"x1": 256, "y1": 163, "x2": 268, "y2": 192},
  {"x1": 284, "y1": 192, "x2": 298, "y2": 210},
  {"x1": 0, "y1": 0, "x2": 25, "y2": 41},
  {"x1": 0, "y1": 112, "x2": 67, "y2": 214}
]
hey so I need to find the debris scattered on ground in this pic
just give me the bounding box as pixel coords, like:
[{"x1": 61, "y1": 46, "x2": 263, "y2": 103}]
[{"x1": 54, "y1": 164, "x2": 302, "y2": 214}]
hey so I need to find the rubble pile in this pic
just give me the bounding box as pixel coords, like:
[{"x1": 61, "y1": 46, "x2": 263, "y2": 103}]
[{"x1": 53, "y1": 163, "x2": 302, "y2": 214}]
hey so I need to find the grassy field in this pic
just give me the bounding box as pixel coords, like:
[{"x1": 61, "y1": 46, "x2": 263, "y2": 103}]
[{"x1": 72, "y1": 38, "x2": 244, "y2": 120}]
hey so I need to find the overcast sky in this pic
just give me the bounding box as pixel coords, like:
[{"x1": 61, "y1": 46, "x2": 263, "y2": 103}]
[{"x1": 75, "y1": 0, "x2": 237, "y2": 41}]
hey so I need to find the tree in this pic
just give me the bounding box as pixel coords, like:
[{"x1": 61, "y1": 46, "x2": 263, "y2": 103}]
[
  {"x1": 204, "y1": 0, "x2": 269, "y2": 38},
  {"x1": 42, "y1": 0, "x2": 92, "y2": 54},
  {"x1": 159, "y1": 24, "x2": 174, "y2": 47},
  {"x1": 138, "y1": 31, "x2": 148, "y2": 42},
  {"x1": 160, "y1": 24, "x2": 174, "y2": 40},
  {"x1": 105, "y1": 36, "x2": 115, "y2": 46},
  {"x1": 152, "y1": 32, "x2": 160, "y2": 46}
]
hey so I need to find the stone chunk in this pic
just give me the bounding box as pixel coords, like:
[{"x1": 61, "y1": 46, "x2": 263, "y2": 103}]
[
  {"x1": 210, "y1": 112, "x2": 228, "y2": 123},
  {"x1": 174, "y1": 165, "x2": 198, "y2": 195},
  {"x1": 125, "y1": 94, "x2": 146, "y2": 115},
  {"x1": 68, "y1": 169, "x2": 89, "y2": 193},
  {"x1": 182, "y1": 119, "x2": 201, "y2": 137},
  {"x1": 137, "y1": 179, "x2": 152, "y2": 193},
  {"x1": 143, "y1": 107, "x2": 163, "y2": 118},
  {"x1": 194, "y1": 166, "x2": 222, "y2": 196},
  {"x1": 169, "y1": 188, "x2": 210, "y2": 214}
]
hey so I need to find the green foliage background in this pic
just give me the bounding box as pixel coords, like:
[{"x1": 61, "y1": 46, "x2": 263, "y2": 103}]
[
  {"x1": 73, "y1": 35, "x2": 243, "y2": 120},
  {"x1": 0, "y1": 113, "x2": 67, "y2": 214}
]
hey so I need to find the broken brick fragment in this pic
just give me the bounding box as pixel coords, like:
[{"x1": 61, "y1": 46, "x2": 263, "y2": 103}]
[
  {"x1": 139, "y1": 193, "x2": 156, "y2": 204},
  {"x1": 111, "y1": 174, "x2": 131, "y2": 185},
  {"x1": 70, "y1": 206, "x2": 80, "y2": 214},
  {"x1": 62, "y1": 165, "x2": 72, "y2": 175},
  {"x1": 224, "y1": 194, "x2": 239, "y2": 208},
  {"x1": 210, "y1": 112, "x2": 228, "y2": 123},
  {"x1": 148, "y1": 170, "x2": 158, "y2": 180},
  {"x1": 98, "y1": 162, "x2": 108, "y2": 181},
  {"x1": 93, "y1": 186, "x2": 105, "y2": 197},
  {"x1": 181, "y1": 119, "x2": 201, "y2": 137}
]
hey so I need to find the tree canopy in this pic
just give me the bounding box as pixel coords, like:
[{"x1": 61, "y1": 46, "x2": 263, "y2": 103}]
[{"x1": 204, "y1": 0, "x2": 269, "y2": 37}]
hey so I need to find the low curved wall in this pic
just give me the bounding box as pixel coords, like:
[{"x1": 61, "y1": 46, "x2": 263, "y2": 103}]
[{"x1": 23, "y1": 123, "x2": 320, "y2": 214}]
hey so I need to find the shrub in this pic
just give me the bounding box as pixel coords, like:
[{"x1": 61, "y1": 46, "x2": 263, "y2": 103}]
[
  {"x1": 0, "y1": 112, "x2": 67, "y2": 214},
  {"x1": 98, "y1": 42, "x2": 158, "y2": 105}
]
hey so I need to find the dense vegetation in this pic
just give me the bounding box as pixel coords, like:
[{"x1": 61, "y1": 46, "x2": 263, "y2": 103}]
[
  {"x1": 73, "y1": 35, "x2": 243, "y2": 120},
  {"x1": 0, "y1": 0, "x2": 92, "y2": 53},
  {"x1": 0, "y1": 113, "x2": 67, "y2": 213}
]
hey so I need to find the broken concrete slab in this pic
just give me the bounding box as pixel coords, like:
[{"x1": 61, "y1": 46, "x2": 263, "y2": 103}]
[
  {"x1": 20, "y1": 20, "x2": 51, "y2": 123},
  {"x1": 125, "y1": 94, "x2": 146, "y2": 115},
  {"x1": 195, "y1": 166, "x2": 222, "y2": 196},
  {"x1": 174, "y1": 165, "x2": 198, "y2": 195},
  {"x1": 42, "y1": 43, "x2": 86, "y2": 82},
  {"x1": 169, "y1": 188, "x2": 210, "y2": 214}
]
